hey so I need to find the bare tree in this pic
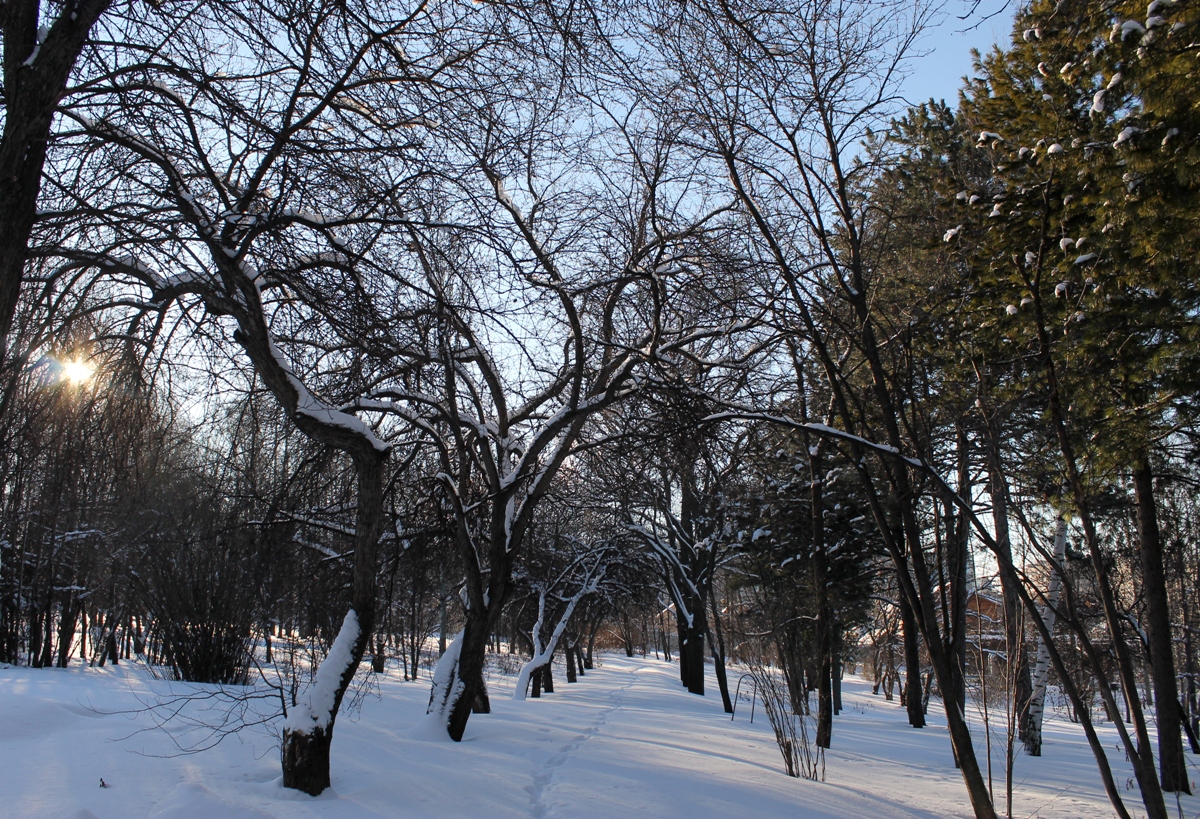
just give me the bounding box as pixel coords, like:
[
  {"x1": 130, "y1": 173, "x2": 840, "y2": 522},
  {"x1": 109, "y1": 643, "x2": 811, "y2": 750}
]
[
  {"x1": 41, "y1": 0, "x2": 480, "y2": 793},
  {"x1": 1, "y1": 0, "x2": 112, "y2": 369}
]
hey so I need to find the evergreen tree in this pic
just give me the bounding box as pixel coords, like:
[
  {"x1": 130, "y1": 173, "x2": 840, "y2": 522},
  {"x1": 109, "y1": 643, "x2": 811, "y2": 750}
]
[{"x1": 956, "y1": 0, "x2": 1198, "y2": 800}]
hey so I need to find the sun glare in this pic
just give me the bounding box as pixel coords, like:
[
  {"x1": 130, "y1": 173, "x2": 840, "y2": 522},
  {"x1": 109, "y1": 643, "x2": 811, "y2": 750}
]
[{"x1": 61, "y1": 358, "x2": 93, "y2": 385}]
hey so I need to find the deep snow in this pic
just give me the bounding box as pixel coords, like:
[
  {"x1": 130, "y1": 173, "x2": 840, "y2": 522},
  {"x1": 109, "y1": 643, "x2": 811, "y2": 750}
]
[{"x1": 1, "y1": 653, "x2": 1194, "y2": 818}]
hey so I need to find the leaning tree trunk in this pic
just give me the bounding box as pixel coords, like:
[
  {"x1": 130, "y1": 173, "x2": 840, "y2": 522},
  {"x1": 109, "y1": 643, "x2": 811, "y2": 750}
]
[
  {"x1": 427, "y1": 574, "x2": 505, "y2": 741},
  {"x1": 281, "y1": 448, "x2": 384, "y2": 795},
  {"x1": 708, "y1": 594, "x2": 733, "y2": 713}
]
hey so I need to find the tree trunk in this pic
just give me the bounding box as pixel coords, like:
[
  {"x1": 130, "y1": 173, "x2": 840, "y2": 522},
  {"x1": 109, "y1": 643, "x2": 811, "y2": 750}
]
[
  {"x1": 444, "y1": 606, "x2": 493, "y2": 739},
  {"x1": 948, "y1": 431, "x2": 970, "y2": 745},
  {"x1": 708, "y1": 595, "x2": 733, "y2": 713},
  {"x1": 28, "y1": 607, "x2": 43, "y2": 668},
  {"x1": 1134, "y1": 459, "x2": 1189, "y2": 794},
  {"x1": 55, "y1": 599, "x2": 79, "y2": 668},
  {"x1": 0, "y1": 0, "x2": 112, "y2": 367},
  {"x1": 585, "y1": 619, "x2": 598, "y2": 669},
  {"x1": 1025, "y1": 519, "x2": 1067, "y2": 756},
  {"x1": 984, "y1": 436, "x2": 1033, "y2": 745},
  {"x1": 281, "y1": 725, "x2": 333, "y2": 797},
  {"x1": 832, "y1": 654, "x2": 842, "y2": 715},
  {"x1": 371, "y1": 635, "x2": 386, "y2": 673},
  {"x1": 105, "y1": 630, "x2": 120, "y2": 666},
  {"x1": 898, "y1": 588, "x2": 924, "y2": 728},
  {"x1": 281, "y1": 446, "x2": 385, "y2": 794},
  {"x1": 565, "y1": 643, "x2": 578, "y2": 683},
  {"x1": 680, "y1": 617, "x2": 706, "y2": 696}
]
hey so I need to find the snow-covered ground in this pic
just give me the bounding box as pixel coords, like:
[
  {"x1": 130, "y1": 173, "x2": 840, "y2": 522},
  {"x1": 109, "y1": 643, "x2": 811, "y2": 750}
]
[{"x1": 1, "y1": 654, "x2": 1193, "y2": 818}]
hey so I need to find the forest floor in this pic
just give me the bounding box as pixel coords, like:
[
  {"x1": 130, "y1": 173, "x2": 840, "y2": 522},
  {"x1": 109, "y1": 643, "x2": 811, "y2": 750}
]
[{"x1": 1, "y1": 652, "x2": 1196, "y2": 818}]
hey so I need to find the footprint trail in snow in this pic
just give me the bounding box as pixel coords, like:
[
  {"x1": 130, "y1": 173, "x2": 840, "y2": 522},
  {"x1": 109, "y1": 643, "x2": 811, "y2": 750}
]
[{"x1": 526, "y1": 665, "x2": 637, "y2": 818}]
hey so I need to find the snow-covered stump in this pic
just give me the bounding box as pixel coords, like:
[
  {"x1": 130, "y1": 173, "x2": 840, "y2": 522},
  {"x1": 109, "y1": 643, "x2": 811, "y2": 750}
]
[{"x1": 281, "y1": 610, "x2": 363, "y2": 795}]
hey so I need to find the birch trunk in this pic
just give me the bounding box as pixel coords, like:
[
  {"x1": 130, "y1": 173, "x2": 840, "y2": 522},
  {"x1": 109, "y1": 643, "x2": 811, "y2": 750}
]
[{"x1": 1024, "y1": 518, "x2": 1067, "y2": 756}]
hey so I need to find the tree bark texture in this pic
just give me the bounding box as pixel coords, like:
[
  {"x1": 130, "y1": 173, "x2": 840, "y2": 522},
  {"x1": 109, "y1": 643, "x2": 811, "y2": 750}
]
[{"x1": 1134, "y1": 458, "x2": 1189, "y2": 794}]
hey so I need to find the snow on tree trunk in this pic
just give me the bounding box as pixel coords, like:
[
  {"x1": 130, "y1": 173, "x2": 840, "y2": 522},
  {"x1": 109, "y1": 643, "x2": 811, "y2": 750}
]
[
  {"x1": 284, "y1": 610, "x2": 361, "y2": 735},
  {"x1": 281, "y1": 609, "x2": 361, "y2": 795},
  {"x1": 1025, "y1": 519, "x2": 1067, "y2": 756},
  {"x1": 420, "y1": 630, "x2": 465, "y2": 737},
  {"x1": 514, "y1": 583, "x2": 593, "y2": 701}
]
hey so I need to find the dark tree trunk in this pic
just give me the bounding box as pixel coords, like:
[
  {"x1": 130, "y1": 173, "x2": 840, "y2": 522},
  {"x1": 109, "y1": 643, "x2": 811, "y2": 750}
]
[
  {"x1": 564, "y1": 638, "x2": 578, "y2": 677},
  {"x1": 0, "y1": 0, "x2": 112, "y2": 366},
  {"x1": 28, "y1": 608, "x2": 43, "y2": 668},
  {"x1": 446, "y1": 604, "x2": 494, "y2": 739},
  {"x1": 708, "y1": 596, "x2": 733, "y2": 713},
  {"x1": 105, "y1": 630, "x2": 120, "y2": 666},
  {"x1": 585, "y1": 619, "x2": 598, "y2": 669},
  {"x1": 281, "y1": 446, "x2": 386, "y2": 794},
  {"x1": 565, "y1": 646, "x2": 578, "y2": 683},
  {"x1": 898, "y1": 587, "x2": 924, "y2": 728},
  {"x1": 816, "y1": 624, "x2": 833, "y2": 748},
  {"x1": 811, "y1": 441, "x2": 832, "y2": 746},
  {"x1": 680, "y1": 618, "x2": 706, "y2": 696},
  {"x1": 281, "y1": 725, "x2": 333, "y2": 797},
  {"x1": 371, "y1": 635, "x2": 386, "y2": 673},
  {"x1": 55, "y1": 599, "x2": 79, "y2": 668},
  {"x1": 40, "y1": 600, "x2": 55, "y2": 668},
  {"x1": 1134, "y1": 459, "x2": 1189, "y2": 794}
]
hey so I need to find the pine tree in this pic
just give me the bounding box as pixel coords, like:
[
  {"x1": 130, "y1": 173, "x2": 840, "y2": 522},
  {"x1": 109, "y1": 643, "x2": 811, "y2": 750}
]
[{"x1": 956, "y1": 0, "x2": 1199, "y2": 802}]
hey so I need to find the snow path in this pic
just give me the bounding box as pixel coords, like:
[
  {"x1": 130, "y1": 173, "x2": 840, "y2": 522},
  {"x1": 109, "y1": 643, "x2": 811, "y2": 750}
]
[
  {"x1": 1, "y1": 654, "x2": 1196, "y2": 817},
  {"x1": 527, "y1": 664, "x2": 636, "y2": 817}
]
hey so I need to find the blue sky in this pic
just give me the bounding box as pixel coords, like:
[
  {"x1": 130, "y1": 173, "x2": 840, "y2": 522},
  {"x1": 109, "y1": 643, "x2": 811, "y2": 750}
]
[{"x1": 899, "y1": 1, "x2": 1016, "y2": 107}]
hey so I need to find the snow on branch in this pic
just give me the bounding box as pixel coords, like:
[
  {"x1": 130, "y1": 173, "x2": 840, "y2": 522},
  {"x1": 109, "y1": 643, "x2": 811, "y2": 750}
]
[{"x1": 267, "y1": 340, "x2": 390, "y2": 453}]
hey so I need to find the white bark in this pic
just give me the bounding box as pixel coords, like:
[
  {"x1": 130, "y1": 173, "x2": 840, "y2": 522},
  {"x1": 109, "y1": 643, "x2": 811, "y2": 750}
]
[{"x1": 1025, "y1": 518, "x2": 1068, "y2": 755}]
